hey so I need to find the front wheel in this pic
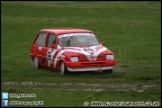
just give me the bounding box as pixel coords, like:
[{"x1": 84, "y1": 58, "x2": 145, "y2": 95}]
[{"x1": 60, "y1": 61, "x2": 69, "y2": 75}]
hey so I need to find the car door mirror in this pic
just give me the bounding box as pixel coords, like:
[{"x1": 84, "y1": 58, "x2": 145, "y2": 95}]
[
  {"x1": 101, "y1": 41, "x2": 105, "y2": 46},
  {"x1": 51, "y1": 44, "x2": 57, "y2": 49}
]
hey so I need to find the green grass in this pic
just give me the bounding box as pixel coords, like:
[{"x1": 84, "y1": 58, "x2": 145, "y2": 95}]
[
  {"x1": 1, "y1": 85, "x2": 161, "y2": 107},
  {"x1": 1, "y1": 1, "x2": 161, "y2": 107}
]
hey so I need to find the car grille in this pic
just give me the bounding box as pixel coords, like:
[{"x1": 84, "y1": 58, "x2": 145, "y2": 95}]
[{"x1": 81, "y1": 62, "x2": 106, "y2": 66}]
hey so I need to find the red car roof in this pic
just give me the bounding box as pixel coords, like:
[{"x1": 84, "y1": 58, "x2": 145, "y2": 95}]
[{"x1": 40, "y1": 27, "x2": 94, "y2": 36}]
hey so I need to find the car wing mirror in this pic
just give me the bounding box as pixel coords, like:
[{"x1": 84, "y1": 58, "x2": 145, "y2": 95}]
[
  {"x1": 101, "y1": 41, "x2": 105, "y2": 46},
  {"x1": 51, "y1": 44, "x2": 57, "y2": 49}
]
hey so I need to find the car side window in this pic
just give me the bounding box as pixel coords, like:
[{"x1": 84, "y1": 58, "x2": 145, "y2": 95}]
[
  {"x1": 47, "y1": 33, "x2": 56, "y2": 47},
  {"x1": 35, "y1": 32, "x2": 47, "y2": 46}
]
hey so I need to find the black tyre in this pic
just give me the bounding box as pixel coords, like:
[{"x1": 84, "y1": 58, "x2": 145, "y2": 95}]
[
  {"x1": 60, "y1": 61, "x2": 69, "y2": 75},
  {"x1": 32, "y1": 56, "x2": 40, "y2": 69}
]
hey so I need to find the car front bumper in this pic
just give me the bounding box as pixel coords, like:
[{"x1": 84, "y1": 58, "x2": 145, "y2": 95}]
[
  {"x1": 65, "y1": 60, "x2": 116, "y2": 72},
  {"x1": 67, "y1": 66, "x2": 113, "y2": 72}
]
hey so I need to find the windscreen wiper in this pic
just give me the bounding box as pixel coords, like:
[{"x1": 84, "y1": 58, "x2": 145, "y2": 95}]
[{"x1": 66, "y1": 36, "x2": 73, "y2": 46}]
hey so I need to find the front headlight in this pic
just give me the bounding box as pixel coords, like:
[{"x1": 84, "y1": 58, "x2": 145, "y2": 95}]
[
  {"x1": 106, "y1": 55, "x2": 114, "y2": 60},
  {"x1": 70, "y1": 57, "x2": 79, "y2": 62}
]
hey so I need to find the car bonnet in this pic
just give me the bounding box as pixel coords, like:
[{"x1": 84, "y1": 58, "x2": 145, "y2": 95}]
[{"x1": 63, "y1": 45, "x2": 112, "y2": 61}]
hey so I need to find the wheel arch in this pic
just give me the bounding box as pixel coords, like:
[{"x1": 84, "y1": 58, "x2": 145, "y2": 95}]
[{"x1": 59, "y1": 59, "x2": 66, "y2": 68}]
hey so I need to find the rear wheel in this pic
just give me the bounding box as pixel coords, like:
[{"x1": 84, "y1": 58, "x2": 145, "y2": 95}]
[
  {"x1": 103, "y1": 69, "x2": 113, "y2": 74},
  {"x1": 60, "y1": 61, "x2": 69, "y2": 75},
  {"x1": 32, "y1": 56, "x2": 40, "y2": 69}
]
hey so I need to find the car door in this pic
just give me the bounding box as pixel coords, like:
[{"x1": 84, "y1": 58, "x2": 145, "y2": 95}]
[{"x1": 46, "y1": 33, "x2": 57, "y2": 67}]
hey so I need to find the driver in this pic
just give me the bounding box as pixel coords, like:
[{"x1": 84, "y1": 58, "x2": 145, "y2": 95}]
[{"x1": 70, "y1": 36, "x2": 79, "y2": 46}]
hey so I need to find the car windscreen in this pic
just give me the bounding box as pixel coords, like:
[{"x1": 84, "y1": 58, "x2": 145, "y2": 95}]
[{"x1": 58, "y1": 33, "x2": 100, "y2": 47}]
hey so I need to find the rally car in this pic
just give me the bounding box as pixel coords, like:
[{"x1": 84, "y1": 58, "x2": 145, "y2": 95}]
[{"x1": 29, "y1": 28, "x2": 116, "y2": 75}]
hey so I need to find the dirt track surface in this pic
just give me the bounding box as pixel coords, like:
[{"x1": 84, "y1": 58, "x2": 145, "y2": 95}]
[{"x1": 2, "y1": 81, "x2": 160, "y2": 92}]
